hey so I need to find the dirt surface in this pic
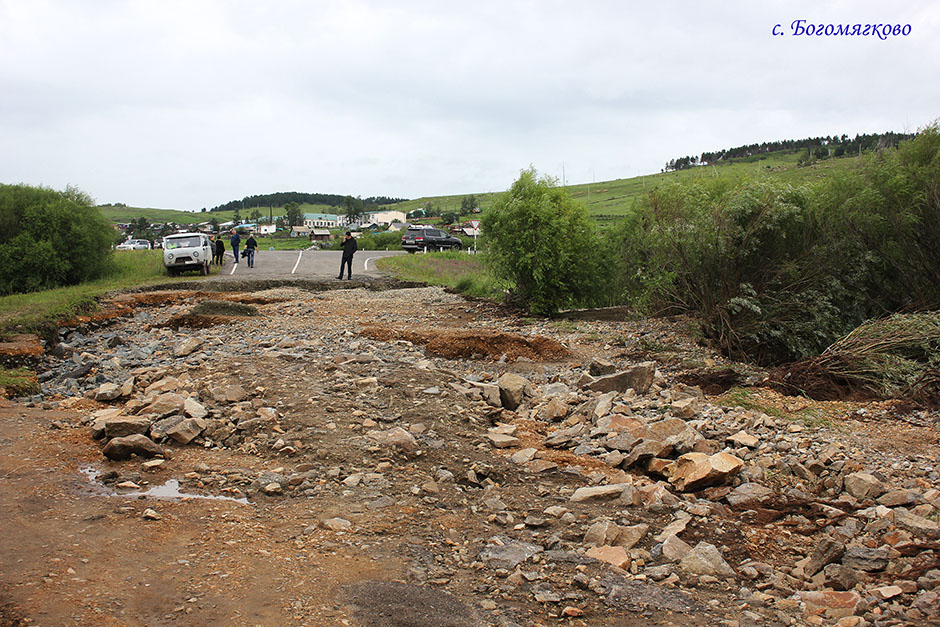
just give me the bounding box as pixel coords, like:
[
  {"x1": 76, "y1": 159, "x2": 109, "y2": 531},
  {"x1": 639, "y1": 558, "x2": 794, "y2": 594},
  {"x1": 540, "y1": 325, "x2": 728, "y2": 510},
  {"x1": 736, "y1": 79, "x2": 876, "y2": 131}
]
[{"x1": 1, "y1": 282, "x2": 938, "y2": 626}]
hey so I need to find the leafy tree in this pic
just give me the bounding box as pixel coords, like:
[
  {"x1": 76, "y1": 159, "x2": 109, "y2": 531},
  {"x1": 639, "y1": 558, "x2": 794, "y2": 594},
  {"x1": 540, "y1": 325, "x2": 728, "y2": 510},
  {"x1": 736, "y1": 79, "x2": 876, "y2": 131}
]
[
  {"x1": 249, "y1": 209, "x2": 263, "y2": 223},
  {"x1": 284, "y1": 202, "x2": 304, "y2": 227},
  {"x1": 0, "y1": 184, "x2": 115, "y2": 295},
  {"x1": 441, "y1": 211, "x2": 458, "y2": 225},
  {"x1": 344, "y1": 196, "x2": 365, "y2": 224},
  {"x1": 233, "y1": 208, "x2": 241, "y2": 224},
  {"x1": 422, "y1": 201, "x2": 440, "y2": 218},
  {"x1": 482, "y1": 167, "x2": 605, "y2": 315},
  {"x1": 209, "y1": 217, "x2": 220, "y2": 231},
  {"x1": 460, "y1": 194, "x2": 478, "y2": 214}
]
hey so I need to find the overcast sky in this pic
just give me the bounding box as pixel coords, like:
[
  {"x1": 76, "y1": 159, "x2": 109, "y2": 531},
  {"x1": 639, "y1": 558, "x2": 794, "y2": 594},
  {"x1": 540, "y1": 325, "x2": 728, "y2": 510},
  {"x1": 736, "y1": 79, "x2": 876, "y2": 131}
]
[{"x1": 1, "y1": 1, "x2": 938, "y2": 210}]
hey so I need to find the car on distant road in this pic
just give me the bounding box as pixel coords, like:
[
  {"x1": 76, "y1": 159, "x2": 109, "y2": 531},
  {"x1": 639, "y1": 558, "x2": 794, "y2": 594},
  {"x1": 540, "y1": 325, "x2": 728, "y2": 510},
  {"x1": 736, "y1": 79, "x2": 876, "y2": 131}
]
[
  {"x1": 400, "y1": 226, "x2": 463, "y2": 253},
  {"x1": 162, "y1": 232, "x2": 212, "y2": 276},
  {"x1": 116, "y1": 239, "x2": 151, "y2": 250}
]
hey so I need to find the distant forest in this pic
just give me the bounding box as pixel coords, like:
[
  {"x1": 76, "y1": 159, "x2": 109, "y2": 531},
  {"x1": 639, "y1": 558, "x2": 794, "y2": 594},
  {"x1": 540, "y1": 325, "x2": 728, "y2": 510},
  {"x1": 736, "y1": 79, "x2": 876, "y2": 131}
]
[
  {"x1": 210, "y1": 191, "x2": 407, "y2": 212},
  {"x1": 664, "y1": 131, "x2": 915, "y2": 172}
]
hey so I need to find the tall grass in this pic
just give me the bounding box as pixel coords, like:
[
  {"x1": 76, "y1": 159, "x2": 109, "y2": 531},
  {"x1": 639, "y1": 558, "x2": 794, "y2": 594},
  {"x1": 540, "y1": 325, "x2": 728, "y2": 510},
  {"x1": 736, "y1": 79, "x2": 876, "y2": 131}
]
[
  {"x1": 376, "y1": 251, "x2": 504, "y2": 300},
  {"x1": 0, "y1": 250, "x2": 206, "y2": 335}
]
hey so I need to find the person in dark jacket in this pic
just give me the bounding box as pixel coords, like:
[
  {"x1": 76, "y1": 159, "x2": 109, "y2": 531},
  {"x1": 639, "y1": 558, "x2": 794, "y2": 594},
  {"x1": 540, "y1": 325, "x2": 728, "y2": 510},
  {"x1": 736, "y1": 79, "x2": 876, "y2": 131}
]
[
  {"x1": 245, "y1": 234, "x2": 257, "y2": 268},
  {"x1": 337, "y1": 231, "x2": 357, "y2": 280},
  {"x1": 230, "y1": 230, "x2": 241, "y2": 265},
  {"x1": 214, "y1": 235, "x2": 225, "y2": 266}
]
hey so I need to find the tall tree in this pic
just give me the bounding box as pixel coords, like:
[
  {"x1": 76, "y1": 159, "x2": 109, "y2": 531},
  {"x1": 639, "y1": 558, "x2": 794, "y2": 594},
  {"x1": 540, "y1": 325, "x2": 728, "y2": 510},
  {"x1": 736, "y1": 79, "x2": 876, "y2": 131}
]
[
  {"x1": 460, "y1": 194, "x2": 478, "y2": 214},
  {"x1": 344, "y1": 196, "x2": 365, "y2": 225},
  {"x1": 284, "y1": 202, "x2": 304, "y2": 227}
]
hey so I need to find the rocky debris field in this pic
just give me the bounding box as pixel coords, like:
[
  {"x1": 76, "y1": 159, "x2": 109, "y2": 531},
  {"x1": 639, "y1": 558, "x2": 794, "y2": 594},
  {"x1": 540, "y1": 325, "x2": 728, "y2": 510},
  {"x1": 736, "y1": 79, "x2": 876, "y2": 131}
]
[{"x1": 1, "y1": 281, "x2": 939, "y2": 626}]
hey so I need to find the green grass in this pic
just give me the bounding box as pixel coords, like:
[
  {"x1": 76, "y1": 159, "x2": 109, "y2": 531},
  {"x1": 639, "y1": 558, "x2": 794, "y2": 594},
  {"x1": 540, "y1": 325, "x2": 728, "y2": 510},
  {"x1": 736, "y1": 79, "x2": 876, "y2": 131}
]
[
  {"x1": 252, "y1": 235, "x2": 315, "y2": 250},
  {"x1": 717, "y1": 386, "x2": 834, "y2": 428},
  {"x1": 376, "y1": 251, "x2": 504, "y2": 300},
  {"x1": 0, "y1": 367, "x2": 39, "y2": 397},
  {"x1": 0, "y1": 250, "x2": 215, "y2": 337}
]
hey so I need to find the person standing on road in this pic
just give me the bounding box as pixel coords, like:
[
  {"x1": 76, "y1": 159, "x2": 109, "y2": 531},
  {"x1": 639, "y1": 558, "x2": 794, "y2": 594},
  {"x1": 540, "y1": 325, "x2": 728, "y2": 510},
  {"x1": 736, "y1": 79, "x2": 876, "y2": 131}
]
[
  {"x1": 214, "y1": 235, "x2": 225, "y2": 266},
  {"x1": 230, "y1": 229, "x2": 241, "y2": 265},
  {"x1": 245, "y1": 233, "x2": 257, "y2": 268},
  {"x1": 337, "y1": 231, "x2": 357, "y2": 280}
]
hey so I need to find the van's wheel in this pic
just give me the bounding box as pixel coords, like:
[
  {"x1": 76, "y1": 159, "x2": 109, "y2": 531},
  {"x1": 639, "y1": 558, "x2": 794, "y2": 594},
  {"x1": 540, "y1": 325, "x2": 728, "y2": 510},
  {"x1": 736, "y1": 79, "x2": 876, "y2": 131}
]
[
  {"x1": 168, "y1": 268, "x2": 178, "y2": 277},
  {"x1": 200, "y1": 262, "x2": 209, "y2": 276}
]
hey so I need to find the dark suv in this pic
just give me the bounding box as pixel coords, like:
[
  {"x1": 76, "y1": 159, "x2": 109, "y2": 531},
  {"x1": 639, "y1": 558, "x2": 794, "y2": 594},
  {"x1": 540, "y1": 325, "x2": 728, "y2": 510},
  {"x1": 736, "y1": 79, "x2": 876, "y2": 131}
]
[{"x1": 401, "y1": 226, "x2": 463, "y2": 253}]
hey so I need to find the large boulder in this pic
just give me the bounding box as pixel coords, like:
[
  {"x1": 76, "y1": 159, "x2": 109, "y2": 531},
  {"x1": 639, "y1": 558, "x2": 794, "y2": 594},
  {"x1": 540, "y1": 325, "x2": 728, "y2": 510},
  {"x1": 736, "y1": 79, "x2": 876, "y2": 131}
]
[
  {"x1": 668, "y1": 452, "x2": 744, "y2": 491},
  {"x1": 93, "y1": 383, "x2": 122, "y2": 402},
  {"x1": 141, "y1": 392, "x2": 187, "y2": 418},
  {"x1": 678, "y1": 542, "x2": 735, "y2": 578},
  {"x1": 165, "y1": 417, "x2": 207, "y2": 444},
  {"x1": 843, "y1": 472, "x2": 885, "y2": 500},
  {"x1": 584, "y1": 362, "x2": 656, "y2": 395},
  {"x1": 103, "y1": 416, "x2": 152, "y2": 439},
  {"x1": 173, "y1": 337, "x2": 203, "y2": 357},
  {"x1": 208, "y1": 384, "x2": 248, "y2": 404},
  {"x1": 570, "y1": 483, "x2": 632, "y2": 503},
  {"x1": 102, "y1": 434, "x2": 164, "y2": 461},
  {"x1": 367, "y1": 427, "x2": 418, "y2": 453},
  {"x1": 497, "y1": 373, "x2": 529, "y2": 410},
  {"x1": 183, "y1": 397, "x2": 208, "y2": 419}
]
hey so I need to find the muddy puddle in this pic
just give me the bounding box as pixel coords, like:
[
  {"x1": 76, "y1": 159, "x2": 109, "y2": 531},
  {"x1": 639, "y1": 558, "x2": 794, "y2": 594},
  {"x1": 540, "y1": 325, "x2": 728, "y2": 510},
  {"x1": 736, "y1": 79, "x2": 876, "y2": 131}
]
[{"x1": 79, "y1": 465, "x2": 249, "y2": 504}]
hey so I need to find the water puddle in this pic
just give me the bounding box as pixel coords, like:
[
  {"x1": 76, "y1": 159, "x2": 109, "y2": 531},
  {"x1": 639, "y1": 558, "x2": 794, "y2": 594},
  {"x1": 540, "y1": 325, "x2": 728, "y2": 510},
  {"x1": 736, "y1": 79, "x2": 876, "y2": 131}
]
[{"x1": 79, "y1": 465, "x2": 249, "y2": 504}]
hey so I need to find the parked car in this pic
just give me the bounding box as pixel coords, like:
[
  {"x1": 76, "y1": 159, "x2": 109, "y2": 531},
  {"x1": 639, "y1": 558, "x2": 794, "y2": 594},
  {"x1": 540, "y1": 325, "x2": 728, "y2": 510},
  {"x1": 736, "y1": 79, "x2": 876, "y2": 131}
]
[
  {"x1": 162, "y1": 232, "x2": 212, "y2": 276},
  {"x1": 116, "y1": 239, "x2": 151, "y2": 250},
  {"x1": 401, "y1": 226, "x2": 463, "y2": 253}
]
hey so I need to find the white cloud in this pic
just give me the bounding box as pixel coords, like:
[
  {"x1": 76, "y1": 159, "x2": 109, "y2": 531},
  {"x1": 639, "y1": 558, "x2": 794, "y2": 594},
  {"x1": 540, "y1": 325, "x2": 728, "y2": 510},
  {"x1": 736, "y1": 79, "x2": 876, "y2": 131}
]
[{"x1": 1, "y1": 0, "x2": 938, "y2": 208}]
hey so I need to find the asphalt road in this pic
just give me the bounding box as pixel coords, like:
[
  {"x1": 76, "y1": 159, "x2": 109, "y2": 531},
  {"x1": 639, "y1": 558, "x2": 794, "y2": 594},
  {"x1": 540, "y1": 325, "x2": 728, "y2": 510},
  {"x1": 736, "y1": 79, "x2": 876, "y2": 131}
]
[{"x1": 215, "y1": 249, "x2": 406, "y2": 279}]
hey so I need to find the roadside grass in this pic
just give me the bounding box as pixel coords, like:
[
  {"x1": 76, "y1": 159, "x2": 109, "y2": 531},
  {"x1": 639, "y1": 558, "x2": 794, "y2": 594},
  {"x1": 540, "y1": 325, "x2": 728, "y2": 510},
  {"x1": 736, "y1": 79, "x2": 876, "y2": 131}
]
[
  {"x1": 376, "y1": 251, "x2": 504, "y2": 300},
  {"x1": 0, "y1": 250, "x2": 211, "y2": 337},
  {"x1": 716, "y1": 386, "x2": 838, "y2": 428},
  {"x1": 253, "y1": 236, "x2": 313, "y2": 251},
  {"x1": 0, "y1": 367, "x2": 39, "y2": 397}
]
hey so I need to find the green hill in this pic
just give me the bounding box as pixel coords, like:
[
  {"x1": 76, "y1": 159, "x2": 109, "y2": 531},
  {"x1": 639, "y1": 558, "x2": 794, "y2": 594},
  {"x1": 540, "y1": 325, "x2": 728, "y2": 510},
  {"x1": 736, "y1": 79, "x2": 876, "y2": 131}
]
[
  {"x1": 388, "y1": 149, "x2": 864, "y2": 220},
  {"x1": 96, "y1": 149, "x2": 864, "y2": 225}
]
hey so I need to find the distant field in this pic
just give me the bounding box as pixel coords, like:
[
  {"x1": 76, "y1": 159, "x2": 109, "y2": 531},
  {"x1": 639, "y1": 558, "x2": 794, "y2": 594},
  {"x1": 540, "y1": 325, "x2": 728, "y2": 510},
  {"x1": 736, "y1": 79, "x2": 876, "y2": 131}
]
[
  {"x1": 98, "y1": 150, "x2": 864, "y2": 226},
  {"x1": 386, "y1": 151, "x2": 862, "y2": 220}
]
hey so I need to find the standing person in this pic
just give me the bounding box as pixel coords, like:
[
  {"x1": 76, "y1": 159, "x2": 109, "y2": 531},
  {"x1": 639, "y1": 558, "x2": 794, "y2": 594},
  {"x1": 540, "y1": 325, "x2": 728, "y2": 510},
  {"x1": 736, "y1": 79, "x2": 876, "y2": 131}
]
[
  {"x1": 337, "y1": 231, "x2": 357, "y2": 280},
  {"x1": 245, "y1": 233, "x2": 257, "y2": 268},
  {"x1": 214, "y1": 235, "x2": 225, "y2": 266},
  {"x1": 230, "y1": 229, "x2": 241, "y2": 265}
]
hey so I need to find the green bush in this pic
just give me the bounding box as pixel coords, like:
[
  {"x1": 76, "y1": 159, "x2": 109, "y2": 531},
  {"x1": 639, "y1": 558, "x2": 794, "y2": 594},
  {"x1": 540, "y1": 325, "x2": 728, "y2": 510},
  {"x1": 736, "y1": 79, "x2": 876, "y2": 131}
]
[
  {"x1": 482, "y1": 167, "x2": 607, "y2": 315},
  {"x1": 355, "y1": 230, "x2": 405, "y2": 250},
  {"x1": 611, "y1": 126, "x2": 940, "y2": 364},
  {"x1": 0, "y1": 184, "x2": 116, "y2": 295}
]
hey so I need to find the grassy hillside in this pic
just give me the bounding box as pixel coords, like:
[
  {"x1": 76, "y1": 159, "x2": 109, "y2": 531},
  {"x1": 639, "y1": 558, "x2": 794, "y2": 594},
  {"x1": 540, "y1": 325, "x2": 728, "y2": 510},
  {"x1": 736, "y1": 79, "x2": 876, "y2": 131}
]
[
  {"x1": 98, "y1": 150, "x2": 865, "y2": 225},
  {"x1": 385, "y1": 150, "x2": 863, "y2": 220}
]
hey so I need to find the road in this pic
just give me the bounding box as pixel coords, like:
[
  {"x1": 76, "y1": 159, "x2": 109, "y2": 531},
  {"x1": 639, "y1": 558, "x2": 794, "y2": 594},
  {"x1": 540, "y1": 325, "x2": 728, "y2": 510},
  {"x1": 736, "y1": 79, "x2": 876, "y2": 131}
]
[{"x1": 216, "y1": 248, "x2": 405, "y2": 279}]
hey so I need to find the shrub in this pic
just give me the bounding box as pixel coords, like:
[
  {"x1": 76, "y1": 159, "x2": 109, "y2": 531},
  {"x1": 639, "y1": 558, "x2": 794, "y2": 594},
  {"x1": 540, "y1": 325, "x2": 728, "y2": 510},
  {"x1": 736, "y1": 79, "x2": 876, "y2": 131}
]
[
  {"x1": 612, "y1": 125, "x2": 940, "y2": 364},
  {"x1": 482, "y1": 168, "x2": 607, "y2": 315},
  {"x1": 0, "y1": 184, "x2": 115, "y2": 295}
]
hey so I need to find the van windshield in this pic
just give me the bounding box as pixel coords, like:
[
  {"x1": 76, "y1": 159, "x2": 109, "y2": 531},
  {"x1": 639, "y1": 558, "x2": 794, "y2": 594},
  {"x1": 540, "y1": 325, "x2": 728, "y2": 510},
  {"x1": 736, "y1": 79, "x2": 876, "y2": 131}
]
[{"x1": 165, "y1": 236, "x2": 201, "y2": 249}]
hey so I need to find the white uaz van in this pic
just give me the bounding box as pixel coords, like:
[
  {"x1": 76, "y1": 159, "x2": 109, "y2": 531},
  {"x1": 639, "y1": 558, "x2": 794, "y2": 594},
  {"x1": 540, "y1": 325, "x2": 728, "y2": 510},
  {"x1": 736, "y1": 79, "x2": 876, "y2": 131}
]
[{"x1": 163, "y1": 232, "x2": 213, "y2": 276}]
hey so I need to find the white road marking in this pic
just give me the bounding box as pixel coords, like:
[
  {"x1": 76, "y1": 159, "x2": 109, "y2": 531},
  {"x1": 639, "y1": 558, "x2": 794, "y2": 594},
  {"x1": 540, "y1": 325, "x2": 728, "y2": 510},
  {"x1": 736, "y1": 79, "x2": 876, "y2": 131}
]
[
  {"x1": 291, "y1": 251, "x2": 303, "y2": 274},
  {"x1": 229, "y1": 257, "x2": 237, "y2": 275},
  {"x1": 364, "y1": 256, "x2": 381, "y2": 271}
]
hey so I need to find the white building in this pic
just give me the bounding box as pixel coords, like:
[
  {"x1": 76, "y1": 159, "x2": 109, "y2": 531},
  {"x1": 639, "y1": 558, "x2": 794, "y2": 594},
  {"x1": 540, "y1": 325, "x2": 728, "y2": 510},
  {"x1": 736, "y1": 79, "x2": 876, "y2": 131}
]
[
  {"x1": 303, "y1": 213, "x2": 339, "y2": 228},
  {"x1": 339, "y1": 210, "x2": 407, "y2": 227}
]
